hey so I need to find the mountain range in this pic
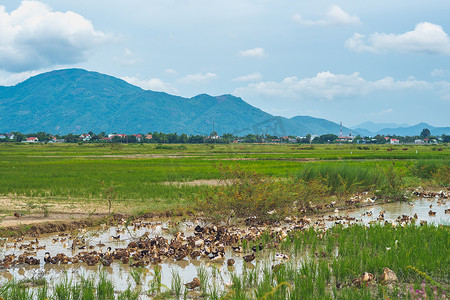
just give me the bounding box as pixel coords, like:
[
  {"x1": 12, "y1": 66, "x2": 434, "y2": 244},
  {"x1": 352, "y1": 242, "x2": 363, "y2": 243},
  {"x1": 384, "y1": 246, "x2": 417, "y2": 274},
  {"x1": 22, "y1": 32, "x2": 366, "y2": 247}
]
[
  {"x1": 352, "y1": 121, "x2": 450, "y2": 137},
  {"x1": 0, "y1": 68, "x2": 449, "y2": 136},
  {"x1": 0, "y1": 69, "x2": 353, "y2": 136}
]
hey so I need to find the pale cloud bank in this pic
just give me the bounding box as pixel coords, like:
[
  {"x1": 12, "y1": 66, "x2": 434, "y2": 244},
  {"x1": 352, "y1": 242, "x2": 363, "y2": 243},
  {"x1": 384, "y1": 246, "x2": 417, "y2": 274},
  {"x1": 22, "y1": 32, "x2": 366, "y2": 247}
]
[
  {"x1": 0, "y1": 70, "x2": 44, "y2": 86},
  {"x1": 164, "y1": 68, "x2": 179, "y2": 76},
  {"x1": 121, "y1": 76, "x2": 177, "y2": 93},
  {"x1": 0, "y1": 1, "x2": 110, "y2": 72},
  {"x1": 431, "y1": 68, "x2": 448, "y2": 77},
  {"x1": 232, "y1": 72, "x2": 262, "y2": 82},
  {"x1": 293, "y1": 5, "x2": 360, "y2": 26},
  {"x1": 238, "y1": 48, "x2": 266, "y2": 58},
  {"x1": 114, "y1": 48, "x2": 139, "y2": 66},
  {"x1": 346, "y1": 22, "x2": 450, "y2": 55},
  {"x1": 234, "y1": 71, "x2": 436, "y2": 101},
  {"x1": 178, "y1": 72, "x2": 218, "y2": 84}
]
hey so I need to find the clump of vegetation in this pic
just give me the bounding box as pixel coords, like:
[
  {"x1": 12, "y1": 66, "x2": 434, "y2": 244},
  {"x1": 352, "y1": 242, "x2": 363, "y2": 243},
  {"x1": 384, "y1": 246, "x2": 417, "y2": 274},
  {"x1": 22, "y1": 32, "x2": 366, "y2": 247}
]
[
  {"x1": 24, "y1": 201, "x2": 51, "y2": 217},
  {"x1": 410, "y1": 159, "x2": 449, "y2": 180},
  {"x1": 433, "y1": 165, "x2": 450, "y2": 187},
  {"x1": 155, "y1": 144, "x2": 187, "y2": 150},
  {"x1": 130, "y1": 267, "x2": 146, "y2": 285},
  {"x1": 170, "y1": 270, "x2": 183, "y2": 299},
  {"x1": 376, "y1": 164, "x2": 407, "y2": 201},
  {"x1": 195, "y1": 164, "x2": 329, "y2": 222},
  {"x1": 297, "y1": 163, "x2": 384, "y2": 195}
]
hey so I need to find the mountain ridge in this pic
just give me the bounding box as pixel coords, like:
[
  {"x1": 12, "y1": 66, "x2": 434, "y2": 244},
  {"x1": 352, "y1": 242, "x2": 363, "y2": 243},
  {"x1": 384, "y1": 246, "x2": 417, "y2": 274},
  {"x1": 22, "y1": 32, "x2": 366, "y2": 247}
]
[{"x1": 1, "y1": 69, "x2": 448, "y2": 136}]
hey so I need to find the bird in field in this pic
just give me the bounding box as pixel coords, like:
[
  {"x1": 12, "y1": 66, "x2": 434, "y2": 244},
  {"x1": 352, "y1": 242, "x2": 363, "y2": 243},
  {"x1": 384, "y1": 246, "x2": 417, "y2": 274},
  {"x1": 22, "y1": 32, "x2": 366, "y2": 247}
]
[
  {"x1": 231, "y1": 245, "x2": 243, "y2": 253},
  {"x1": 185, "y1": 277, "x2": 200, "y2": 290},
  {"x1": 275, "y1": 253, "x2": 290, "y2": 260},
  {"x1": 243, "y1": 253, "x2": 255, "y2": 263},
  {"x1": 251, "y1": 242, "x2": 263, "y2": 252},
  {"x1": 44, "y1": 252, "x2": 57, "y2": 264},
  {"x1": 110, "y1": 235, "x2": 120, "y2": 241},
  {"x1": 13, "y1": 212, "x2": 22, "y2": 219}
]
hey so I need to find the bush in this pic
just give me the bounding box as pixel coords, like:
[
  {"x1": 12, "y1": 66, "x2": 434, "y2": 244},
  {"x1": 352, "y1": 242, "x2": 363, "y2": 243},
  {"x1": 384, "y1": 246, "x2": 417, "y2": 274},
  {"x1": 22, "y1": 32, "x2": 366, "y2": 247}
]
[
  {"x1": 194, "y1": 164, "x2": 329, "y2": 223},
  {"x1": 155, "y1": 145, "x2": 187, "y2": 150},
  {"x1": 297, "y1": 164, "x2": 384, "y2": 195},
  {"x1": 432, "y1": 165, "x2": 450, "y2": 187},
  {"x1": 376, "y1": 164, "x2": 407, "y2": 201}
]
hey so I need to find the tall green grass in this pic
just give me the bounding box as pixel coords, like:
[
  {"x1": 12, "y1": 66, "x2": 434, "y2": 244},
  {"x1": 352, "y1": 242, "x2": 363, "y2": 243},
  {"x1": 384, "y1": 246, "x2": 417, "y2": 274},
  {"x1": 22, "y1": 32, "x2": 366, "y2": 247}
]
[{"x1": 297, "y1": 163, "x2": 386, "y2": 194}]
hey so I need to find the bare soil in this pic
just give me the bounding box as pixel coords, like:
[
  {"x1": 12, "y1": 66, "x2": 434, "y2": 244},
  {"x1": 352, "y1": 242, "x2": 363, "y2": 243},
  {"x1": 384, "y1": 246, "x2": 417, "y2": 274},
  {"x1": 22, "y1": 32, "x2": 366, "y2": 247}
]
[
  {"x1": 0, "y1": 196, "x2": 185, "y2": 237},
  {"x1": 162, "y1": 179, "x2": 231, "y2": 186},
  {"x1": 0, "y1": 196, "x2": 113, "y2": 229}
]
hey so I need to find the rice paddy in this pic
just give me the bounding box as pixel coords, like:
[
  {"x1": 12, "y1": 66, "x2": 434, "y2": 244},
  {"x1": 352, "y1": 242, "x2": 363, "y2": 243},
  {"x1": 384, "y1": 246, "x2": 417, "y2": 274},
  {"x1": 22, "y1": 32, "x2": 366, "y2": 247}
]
[{"x1": 0, "y1": 143, "x2": 448, "y2": 298}]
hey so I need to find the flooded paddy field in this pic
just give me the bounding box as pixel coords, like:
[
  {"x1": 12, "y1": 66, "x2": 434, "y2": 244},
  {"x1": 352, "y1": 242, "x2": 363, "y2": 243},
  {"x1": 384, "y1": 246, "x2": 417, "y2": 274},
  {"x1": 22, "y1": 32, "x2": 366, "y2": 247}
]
[
  {"x1": 0, "y1": 143, "x2": 448, "y2": 298},
  {"x1": 0, "y1": 195, "x2": 448, "y2": 299}
]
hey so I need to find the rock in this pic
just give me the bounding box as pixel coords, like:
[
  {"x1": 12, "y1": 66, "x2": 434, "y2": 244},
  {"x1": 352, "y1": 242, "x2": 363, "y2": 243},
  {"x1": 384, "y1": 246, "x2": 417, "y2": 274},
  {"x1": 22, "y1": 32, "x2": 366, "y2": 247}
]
[{"x1": 379, "y1": 267, "x2": 398, "y2": 283}]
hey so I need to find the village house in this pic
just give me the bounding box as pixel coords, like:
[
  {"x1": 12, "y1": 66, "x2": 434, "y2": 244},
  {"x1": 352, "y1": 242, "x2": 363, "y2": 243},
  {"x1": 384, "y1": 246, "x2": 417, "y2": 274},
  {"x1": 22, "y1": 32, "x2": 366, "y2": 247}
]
[
  {"x1": 337, "y1": 136, "x2": 353, "y2": 143},
  {"x1": 80, "y1": 134, "x2": 91, "y2": 141},
  {"x1": 132, "y1": 134, "x2": 142, "y2": 142},
  {"x1": 48, "y1": 136, "x2": 65, "y2": 143},
  {"x1": 390, "y1": 138, "x2": 400, "y2": 144},
  {"x1": 25, "y1": 137, "x2": 38, "y2": 143}
]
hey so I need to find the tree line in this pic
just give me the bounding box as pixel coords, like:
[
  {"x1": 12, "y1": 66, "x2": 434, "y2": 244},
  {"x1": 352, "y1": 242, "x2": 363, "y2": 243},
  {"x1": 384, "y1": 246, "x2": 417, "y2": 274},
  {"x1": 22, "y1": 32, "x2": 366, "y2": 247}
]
[{"x1": 1, "y1": 128, "x2": 449, "y2": 144}]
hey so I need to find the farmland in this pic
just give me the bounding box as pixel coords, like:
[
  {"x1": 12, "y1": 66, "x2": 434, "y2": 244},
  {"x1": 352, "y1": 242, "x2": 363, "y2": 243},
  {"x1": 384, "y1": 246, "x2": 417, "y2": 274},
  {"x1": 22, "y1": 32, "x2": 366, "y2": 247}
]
[
  {"x1": 0, "y1": 143, "x2": 448, "y2": 222},
  {"x1": 0, "y1": 142, "x2": 448, "y2": 299}
]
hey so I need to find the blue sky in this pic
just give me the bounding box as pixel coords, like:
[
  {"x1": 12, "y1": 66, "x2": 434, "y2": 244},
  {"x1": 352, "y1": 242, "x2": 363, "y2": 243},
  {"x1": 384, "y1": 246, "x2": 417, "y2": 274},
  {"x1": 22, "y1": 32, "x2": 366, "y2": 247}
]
[{"x1": 1, "y1": 0, "x2": 449, "y2": 127}]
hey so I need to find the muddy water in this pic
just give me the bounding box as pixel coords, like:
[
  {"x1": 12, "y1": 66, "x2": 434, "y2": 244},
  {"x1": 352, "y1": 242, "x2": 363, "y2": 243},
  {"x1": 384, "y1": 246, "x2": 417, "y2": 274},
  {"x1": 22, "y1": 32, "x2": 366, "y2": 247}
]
[
  {"x1": 0, "y1": 196, "x2": 448, "y2": 298},
  {"x1": 328, "y1": 197, "x2": 449, "y2": 227}
]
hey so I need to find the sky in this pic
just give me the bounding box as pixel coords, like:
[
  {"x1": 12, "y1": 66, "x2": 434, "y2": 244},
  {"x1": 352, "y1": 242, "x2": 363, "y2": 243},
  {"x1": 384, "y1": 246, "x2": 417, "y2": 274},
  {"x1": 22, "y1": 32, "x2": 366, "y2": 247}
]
[{"x1": 1, "y1": 0, "x2": 450, "y2": 128}]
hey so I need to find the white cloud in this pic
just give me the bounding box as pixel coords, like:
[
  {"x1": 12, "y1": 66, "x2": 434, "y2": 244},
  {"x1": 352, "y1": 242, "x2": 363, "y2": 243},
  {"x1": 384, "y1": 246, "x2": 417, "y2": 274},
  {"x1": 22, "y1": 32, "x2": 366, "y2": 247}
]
[
  {"x1": 379, "y1": 108, "x2": 393, "y2": 115},
  {"x1": 121, "y1": 76, "x2": 177, "y2": 93},
  {"x1": 346, "y1": 22, "x2": 450, "y2": 55},
  {"x1": 233, "y1": 72, "x2": 262, "y2": 82},
  {"x1": 431, "y1": 68, "x2": 448, "y2": 77},
  {"x1": 114, "y1": 48, "x2": 139, "y2": 66},
  {"x1": 234, "y1": 71, "x2": 433, "y2": 101},
  {"x1": 0, "y1": 1, "x2": 110, "y2": 72},
  {"x1": 0, "y1": 69, "x2": 44, "y2": 86},
  {"x1": 179, "y1": 72, "x2": 218, "y2": 84},
  {"x1": 293, "y1": 5, "x2": 360, "y2": 26},
  {"x1": 238, "y1": 48, "x2": 266, "y2": 58},
  {"x1": 164, "y1": 68, "x2": 179, "y2": 76}
]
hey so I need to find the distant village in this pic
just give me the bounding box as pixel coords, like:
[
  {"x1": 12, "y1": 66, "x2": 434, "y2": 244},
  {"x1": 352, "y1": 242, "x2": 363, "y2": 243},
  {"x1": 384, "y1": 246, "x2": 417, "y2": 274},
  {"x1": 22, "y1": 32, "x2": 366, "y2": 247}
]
[{"x1": 0, "y1": 128, "x2": 449, "y2": 144}]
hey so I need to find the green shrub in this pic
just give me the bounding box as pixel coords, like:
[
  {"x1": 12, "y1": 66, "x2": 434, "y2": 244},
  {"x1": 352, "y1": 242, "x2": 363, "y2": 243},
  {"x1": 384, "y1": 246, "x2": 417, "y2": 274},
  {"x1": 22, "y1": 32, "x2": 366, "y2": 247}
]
[{"x1": 195, "y1": 164, "x2": 329, "y2": 222}]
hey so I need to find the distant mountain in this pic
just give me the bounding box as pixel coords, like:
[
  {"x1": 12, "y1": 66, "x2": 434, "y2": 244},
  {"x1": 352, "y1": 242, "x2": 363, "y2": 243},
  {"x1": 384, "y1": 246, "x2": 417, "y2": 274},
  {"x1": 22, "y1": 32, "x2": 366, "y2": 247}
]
[
  {"x1": 287, "y1": 116, "x2": 354, "y2": 136},
  {"x1": 0, "y1": 68, "x2": 354, "y2": 136},
  {"x1": 351, "y1": 127, "x2": 374, "y2": 137},
  {"x1": 375, "y1": 123, "x2": 450, "y2": 136},
  {"x1": 351, "y1": 121, "x2": 410, "y2": 133}
]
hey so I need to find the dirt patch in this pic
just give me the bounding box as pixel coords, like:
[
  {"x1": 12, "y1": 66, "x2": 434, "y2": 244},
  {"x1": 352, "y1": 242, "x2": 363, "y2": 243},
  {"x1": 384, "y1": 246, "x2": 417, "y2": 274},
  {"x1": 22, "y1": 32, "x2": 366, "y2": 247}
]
[
  {"x1": 162, "y1": 179, "x2": 232, "y2": 186},
  {"x1": 0, "y1": 212, "x2": 106, "y2": 228},
  {"x1": 0, "y1": 196, "x2": 118, "y2": 231},
  {"x1": 0, "y1": 215, "x2": 118, "y2": 237},
  {"x1": 220, "y1": 158, "x2": 259, "y2": 161},
  {"x1": 28, "y1": 154, "x2": 195, "y2": 159}
]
